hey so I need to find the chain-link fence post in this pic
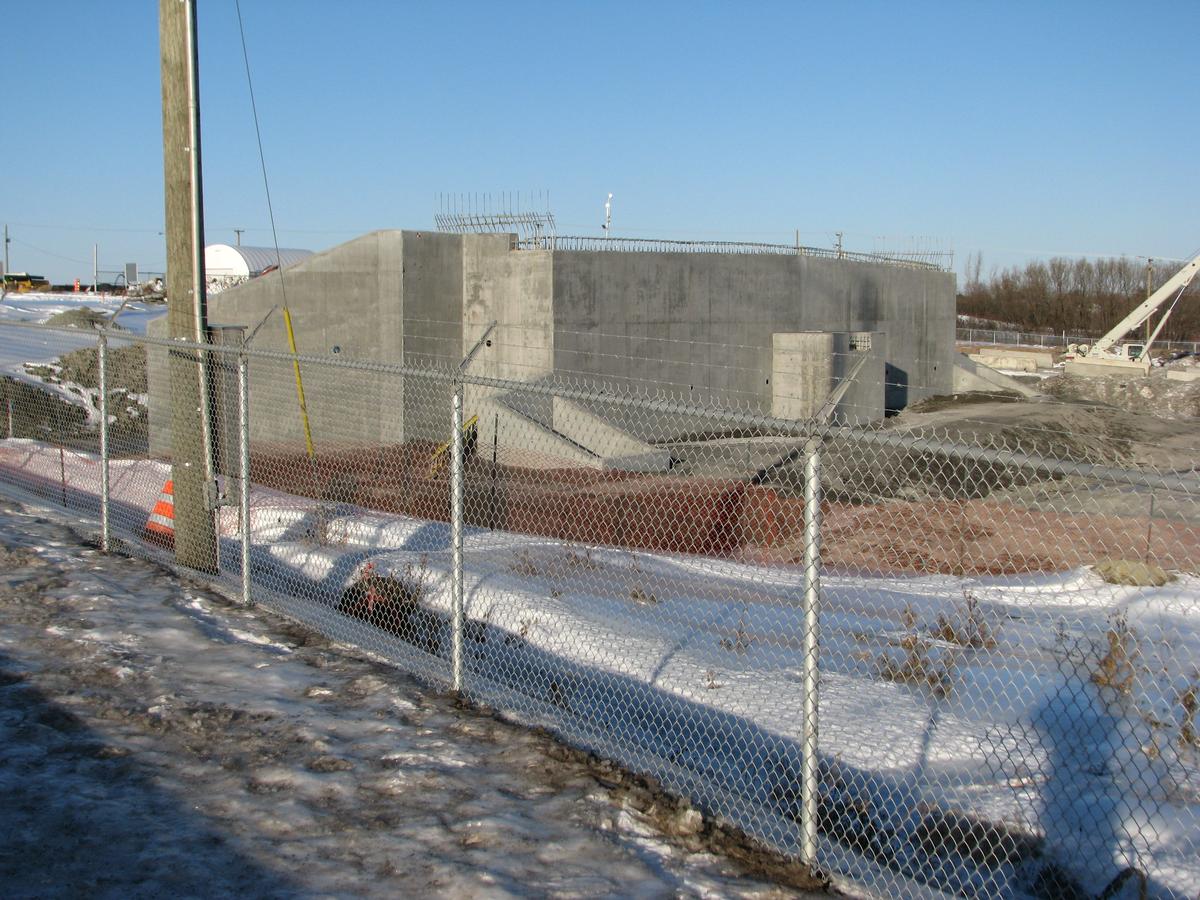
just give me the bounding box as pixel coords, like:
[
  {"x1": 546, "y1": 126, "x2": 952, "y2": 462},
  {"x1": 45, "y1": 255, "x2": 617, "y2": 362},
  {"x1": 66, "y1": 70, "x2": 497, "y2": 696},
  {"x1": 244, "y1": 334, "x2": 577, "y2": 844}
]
[
  {"x1": 800, "y1": 435, "x2": 823, "y2": 869},
  {"x1": 450, "y1": 378, "x2": 465, "y2": 692},
  {"x1": 98, "y1": 332, "x2": 110, "y2": 552},
  {"x1": 238, "y1": 349, "x2": 251, "y2": 607}
]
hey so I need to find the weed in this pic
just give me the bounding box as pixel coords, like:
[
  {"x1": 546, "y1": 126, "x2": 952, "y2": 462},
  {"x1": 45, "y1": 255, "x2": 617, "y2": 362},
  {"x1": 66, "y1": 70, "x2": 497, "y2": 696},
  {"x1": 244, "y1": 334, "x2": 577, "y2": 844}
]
[
  {"x1": 1090, "y1": 613, "x2": 1137, "y2": 696},
  {"x1": 561, "y1": 548, "x2": 600, "y2": 572},
  {"x1": 1094, "y1": 558, "x2": 1173, "y2": 587},
  {"x1": 630, "y1": 586, "x2": 657, "y2": 605},
  {"x1": 1180, "y1": 673, "x2": 1200, "y2": 751},
  {"x1": 877, "y1": 604, "x2": 955, "y2": 698},
  {"x1": 720, "y1": 612, "x2": 752, "y2": 655},
  {"x1": 518, "y1": 617, "x2": 538, "y2": 639},
  {"x1": 932, "y1": 592, "x2": 997, "y2": 649},
  {"x1": 508, "y1": 550, "x2": 541, "y2": 578},
  {"x1": 337, "y1": 556, "x2": 438, "y2": 652}
]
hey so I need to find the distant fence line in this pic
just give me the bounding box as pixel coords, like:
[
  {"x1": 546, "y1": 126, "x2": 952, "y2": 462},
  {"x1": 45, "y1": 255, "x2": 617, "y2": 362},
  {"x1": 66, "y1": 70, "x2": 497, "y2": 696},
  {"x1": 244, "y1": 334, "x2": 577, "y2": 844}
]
[
  {"x1": 516, "y1": 234, "x2": 952, "y2": 271},
  {"x1": 957, "y1": 325, "x2": 1200, "y2": 354}
]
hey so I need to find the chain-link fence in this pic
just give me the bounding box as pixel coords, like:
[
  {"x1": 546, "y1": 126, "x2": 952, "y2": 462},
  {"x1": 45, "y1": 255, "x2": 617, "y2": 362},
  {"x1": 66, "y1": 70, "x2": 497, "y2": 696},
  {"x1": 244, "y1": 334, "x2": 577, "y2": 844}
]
[
  {"x1": 1, "y1": 318, "x2": 1198, "y2": 899},
  {"x1": 957, "y1": 326, "x2": 1200, "y2": 355}
]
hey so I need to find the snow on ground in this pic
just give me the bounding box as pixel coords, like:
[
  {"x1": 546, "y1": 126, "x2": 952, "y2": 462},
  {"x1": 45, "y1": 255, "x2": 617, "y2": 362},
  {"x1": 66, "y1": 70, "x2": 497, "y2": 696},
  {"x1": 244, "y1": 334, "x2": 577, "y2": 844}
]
[
  {"x1": 0, "y1": 498, "x2": 824, "y2": 898},
  {"x1": 0, "y1": 290, "x2": 164, "y2": 334},
  {"x1": 1, "y1": 440, "x2": 1199, "y2": 898},
  {"x1": 0, "y1": 293, "x2": 162, "y2": 424}
]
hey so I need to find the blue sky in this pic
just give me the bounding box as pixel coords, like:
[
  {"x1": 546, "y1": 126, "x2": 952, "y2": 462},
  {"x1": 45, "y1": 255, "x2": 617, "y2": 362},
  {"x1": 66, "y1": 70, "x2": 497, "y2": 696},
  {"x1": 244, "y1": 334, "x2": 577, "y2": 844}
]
[{"x1": 3, "y1": 1, "x2": 1197, "y2": 283}]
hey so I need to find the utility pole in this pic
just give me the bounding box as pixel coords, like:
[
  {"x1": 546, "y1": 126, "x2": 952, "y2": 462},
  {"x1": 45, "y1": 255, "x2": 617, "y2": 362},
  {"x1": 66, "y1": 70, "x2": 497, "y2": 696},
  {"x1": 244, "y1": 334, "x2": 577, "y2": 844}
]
[
  {"x1": 835, "y1": 231, "x2": 844, "y2": 259},
  {"x1": 161, "y1": 0, "x2": 218, "y2": 572},
  {"x1": 234, "y1": 228, "x2": 243, "y2": 246},
  {"x1": 3, "y1": 224, "x2": 9, "y2": 275},
  {"x1": 93, "y1": 243, "x2": 99, "y2": 293}
]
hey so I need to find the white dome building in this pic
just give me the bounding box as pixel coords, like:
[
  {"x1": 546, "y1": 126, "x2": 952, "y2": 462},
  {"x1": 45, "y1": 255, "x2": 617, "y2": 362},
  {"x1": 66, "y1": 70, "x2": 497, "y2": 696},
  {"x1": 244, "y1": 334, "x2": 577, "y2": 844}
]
[{"x1": 204, "y1": 244, "x2": 312, "y2": 292}]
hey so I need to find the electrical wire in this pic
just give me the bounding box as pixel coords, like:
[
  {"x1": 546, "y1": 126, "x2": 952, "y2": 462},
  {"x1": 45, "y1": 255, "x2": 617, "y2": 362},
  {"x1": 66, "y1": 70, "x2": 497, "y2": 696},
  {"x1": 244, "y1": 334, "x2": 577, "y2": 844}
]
[{"x1": 234, "y1": 0, "x2": 316, "y2": 461}]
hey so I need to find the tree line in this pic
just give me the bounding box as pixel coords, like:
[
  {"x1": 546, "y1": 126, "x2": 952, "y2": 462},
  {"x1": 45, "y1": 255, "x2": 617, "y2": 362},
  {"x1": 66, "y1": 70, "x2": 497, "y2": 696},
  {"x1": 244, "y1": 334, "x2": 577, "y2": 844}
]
[{"x1": 957, "y1": 253, "x2": 1200, "y2": 342}]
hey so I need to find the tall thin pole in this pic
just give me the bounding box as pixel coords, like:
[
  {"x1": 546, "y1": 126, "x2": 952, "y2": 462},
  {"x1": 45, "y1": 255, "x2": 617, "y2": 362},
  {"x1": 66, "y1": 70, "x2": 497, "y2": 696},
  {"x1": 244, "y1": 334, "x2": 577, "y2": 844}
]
[
  {"x1": 239, "y1": 349, "x2": 252, "y2": 605},
  {"x1": 799, "y1": 437, "x2": 823, "y2": 868},
  {"x1": 450, "y1": 382, "x2": 465, "y2": 692},
  {"x1": 234, "y1": 228, "x2": 244, "y2": 246},
  {"x1": 161, "y1": 0, "x2": 218, "y2": 572},
  {"x1": 93, "y1": 243, "x2": 98, "y2": 293},
  {"x1": 3, "y1": 224, "x2": 9, "y2": 275},
  {"x1": 99, "y1": 333, "x2": 110, "y2": 552}
]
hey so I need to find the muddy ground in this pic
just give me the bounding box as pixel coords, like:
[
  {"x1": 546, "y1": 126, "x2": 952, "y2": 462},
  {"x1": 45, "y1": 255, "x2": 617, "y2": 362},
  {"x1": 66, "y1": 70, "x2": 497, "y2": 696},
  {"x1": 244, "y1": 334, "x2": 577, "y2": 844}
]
[{"x1": 0, "y1": 499, "x2": 829, "y2": 898}]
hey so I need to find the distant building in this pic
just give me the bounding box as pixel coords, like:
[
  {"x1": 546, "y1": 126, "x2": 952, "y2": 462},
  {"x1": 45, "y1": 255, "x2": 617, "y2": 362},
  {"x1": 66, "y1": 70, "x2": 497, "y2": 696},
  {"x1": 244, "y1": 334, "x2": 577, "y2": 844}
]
[{"x1": 203, "y1": 244, "x2": 312, "y2": 293}]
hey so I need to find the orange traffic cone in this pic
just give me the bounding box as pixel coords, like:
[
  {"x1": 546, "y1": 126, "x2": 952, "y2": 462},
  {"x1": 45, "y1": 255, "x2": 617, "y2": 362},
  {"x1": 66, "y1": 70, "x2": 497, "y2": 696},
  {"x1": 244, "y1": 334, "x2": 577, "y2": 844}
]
[{"x1": 144, "y1": 480, "x2": 175, "y2": 548}]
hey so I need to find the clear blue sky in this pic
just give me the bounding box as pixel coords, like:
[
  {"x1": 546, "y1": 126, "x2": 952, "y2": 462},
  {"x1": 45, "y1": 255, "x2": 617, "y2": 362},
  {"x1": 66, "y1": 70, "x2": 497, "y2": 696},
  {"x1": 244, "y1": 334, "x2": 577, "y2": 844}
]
[{"x1": 3, "y1": 0, "x2": 1197, "y2": 284}]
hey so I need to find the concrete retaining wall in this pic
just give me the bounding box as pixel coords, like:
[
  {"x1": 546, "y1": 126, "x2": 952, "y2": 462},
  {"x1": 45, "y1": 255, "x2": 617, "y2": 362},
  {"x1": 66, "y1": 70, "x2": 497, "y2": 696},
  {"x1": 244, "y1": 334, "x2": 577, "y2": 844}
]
[{"x1": 551, "y1": 250, "x2": 953, "y2": 415}]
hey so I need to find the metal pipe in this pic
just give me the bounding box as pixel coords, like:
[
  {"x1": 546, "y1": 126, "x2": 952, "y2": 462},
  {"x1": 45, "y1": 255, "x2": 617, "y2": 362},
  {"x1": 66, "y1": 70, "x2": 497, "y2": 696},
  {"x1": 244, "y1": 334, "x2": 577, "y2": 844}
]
[
  {"x1": 450, "y1": 381, "x2": 465, "y2": 692},
  {"x1": 799, "y1": 437, "x2": 822, "y2": 869},
  {"x1": 98, "y1": 333, "x2": 110, "y2": 552},
  {"x1": 239, "y1": 350, "x2": 252, "y2": 606}
]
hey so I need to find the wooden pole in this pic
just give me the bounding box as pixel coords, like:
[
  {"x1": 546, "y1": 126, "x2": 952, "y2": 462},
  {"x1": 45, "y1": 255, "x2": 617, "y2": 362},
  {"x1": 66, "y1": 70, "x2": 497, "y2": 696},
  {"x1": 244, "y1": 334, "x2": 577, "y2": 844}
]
[{"x1": 161, "y1": 0, "x2": 218, "y2": 572}]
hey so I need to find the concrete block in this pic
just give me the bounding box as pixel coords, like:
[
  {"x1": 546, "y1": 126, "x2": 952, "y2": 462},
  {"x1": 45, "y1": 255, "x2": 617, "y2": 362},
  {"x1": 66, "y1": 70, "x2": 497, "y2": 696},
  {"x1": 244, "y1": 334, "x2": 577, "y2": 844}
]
[
  {"x1": 976, "y1": 347, "x2": 1054, "y2": 369},
  {"x1": 771, "y1": 331, "x2": 886, "y2": 423},
  {"x1": 969, "y1": 353, "x2": 1038, "y2": 373},
  {"x1": 1064, "y1": 359, "x2": 1151, "y2": 378},
  {"x1": 1166, "y1": 369, "x2": 1200, "y2": 383},
  {"x1": 771, "y1": 332, "x2": 833, "y2": 419}
]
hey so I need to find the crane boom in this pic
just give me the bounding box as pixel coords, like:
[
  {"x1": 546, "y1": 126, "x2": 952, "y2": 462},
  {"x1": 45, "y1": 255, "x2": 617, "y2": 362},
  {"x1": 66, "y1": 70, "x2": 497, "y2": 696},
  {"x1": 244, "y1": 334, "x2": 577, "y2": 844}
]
[{"x1": 1089, "y1": 252, "x2": 1200, "y2": 357}]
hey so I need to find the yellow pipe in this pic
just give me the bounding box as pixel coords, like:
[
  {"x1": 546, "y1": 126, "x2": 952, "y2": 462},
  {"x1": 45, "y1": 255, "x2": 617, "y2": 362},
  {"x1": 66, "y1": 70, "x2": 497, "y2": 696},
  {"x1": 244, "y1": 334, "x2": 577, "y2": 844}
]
[{"x1": 281, "y1": 305, "x2": 316, "y2": 459}]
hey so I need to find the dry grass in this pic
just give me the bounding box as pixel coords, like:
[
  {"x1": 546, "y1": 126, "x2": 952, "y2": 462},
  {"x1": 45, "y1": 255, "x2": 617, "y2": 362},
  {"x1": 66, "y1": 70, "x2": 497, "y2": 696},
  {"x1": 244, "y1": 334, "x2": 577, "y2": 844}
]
[{"x1": 1093, "y1": 558, "x2": 1173, "y2": 587}]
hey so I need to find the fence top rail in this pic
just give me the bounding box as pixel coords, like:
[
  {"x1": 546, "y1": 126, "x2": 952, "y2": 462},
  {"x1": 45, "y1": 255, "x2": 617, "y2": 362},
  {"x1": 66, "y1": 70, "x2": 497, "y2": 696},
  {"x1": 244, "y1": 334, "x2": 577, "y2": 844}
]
[
  {"x1": 955, "y1": 326, "x2": 1200, "y2": 352},
  {"x1": 516, "y1": 235, "x2": 952, "y2": 272},
  {"x1": 2, "y1": 319, "x2": 1196, "y2": 493}
]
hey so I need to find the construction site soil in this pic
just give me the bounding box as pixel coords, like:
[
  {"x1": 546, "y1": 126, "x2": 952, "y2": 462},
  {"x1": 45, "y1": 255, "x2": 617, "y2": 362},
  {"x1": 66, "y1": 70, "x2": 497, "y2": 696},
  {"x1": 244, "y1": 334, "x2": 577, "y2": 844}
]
[{"x1": 248, "y1": 394, "x2": 1200, "y2": 578}]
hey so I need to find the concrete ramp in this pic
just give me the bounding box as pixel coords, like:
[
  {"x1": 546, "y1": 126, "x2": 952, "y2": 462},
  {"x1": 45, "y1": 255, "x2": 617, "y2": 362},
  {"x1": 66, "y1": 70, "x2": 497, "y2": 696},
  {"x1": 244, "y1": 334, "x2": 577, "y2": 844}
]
[
  {"x1": 481, "y1": 395, "x2": 671, "y2": 473},
  {"x1": 551, "y1": 397, "x2": 672, "y2": 472},
  {"x1": 952, "y1": 352, "x2": 1040, "y2": 398}
]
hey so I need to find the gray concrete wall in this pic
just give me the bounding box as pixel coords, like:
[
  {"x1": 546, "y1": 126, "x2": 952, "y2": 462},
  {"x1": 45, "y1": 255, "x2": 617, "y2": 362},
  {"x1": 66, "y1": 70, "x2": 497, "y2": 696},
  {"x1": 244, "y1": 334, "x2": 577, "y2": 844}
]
[
  {"x1": 550, "y1": 251, "x2": 955, "y2": 419},
  {"x1": 460, "y1": 234, "x2": 555, "y2": 456},
  {"x1": 148, "y1": 230, "x2": 408, "y2": 454},
  {"x1": 146, "y1": 231, "x2": 956, "y2": 467},
  {"x1": 399, "y1": 231, "x2": 465, "y2": 442},
  {"x1": 832, "y1": 331, "x2": 887, "y2": 425}
]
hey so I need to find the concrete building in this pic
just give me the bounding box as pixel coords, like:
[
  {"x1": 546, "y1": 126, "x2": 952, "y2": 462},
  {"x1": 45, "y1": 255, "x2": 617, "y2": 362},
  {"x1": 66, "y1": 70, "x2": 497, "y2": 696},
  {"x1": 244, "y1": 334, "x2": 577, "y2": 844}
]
[{"x1": 148, "y1": 230, "x2": 955, "y2": 467}]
